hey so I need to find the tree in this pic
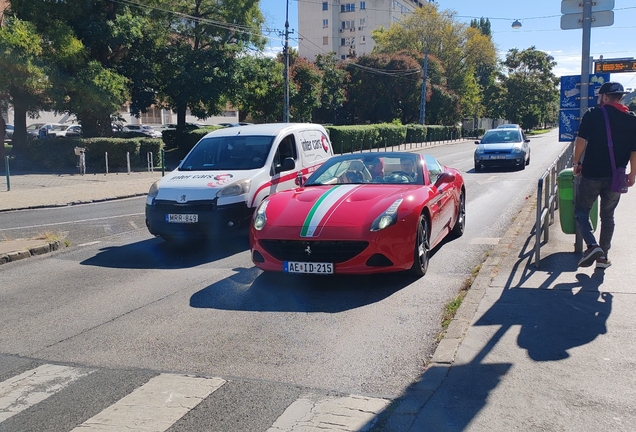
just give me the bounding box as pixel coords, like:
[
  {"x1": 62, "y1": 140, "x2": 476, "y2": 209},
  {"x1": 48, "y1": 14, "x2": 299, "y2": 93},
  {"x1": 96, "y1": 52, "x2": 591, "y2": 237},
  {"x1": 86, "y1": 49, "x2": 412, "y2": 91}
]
[
  {"x1": 0, "y1": 17, "x2": 50, "y2": 149},
  {"x1": 371, "y1": 2, "x2": 497, "y2": 124},
  {"x1": 149, "y1": 0, "x2": 266, "y2": 128},
  {"x1": 313, "y1": 53, "x2": 348, "y2": 125},
  {"x1": 499, "y1": 47, "x2": 559, "y2": 130},
  {"x1": 289, "y1": 57, "x2": 322, "y2": 122},
  {"x1": 231, "y1": 55, "x2": 284, "y2": 123},
  {"x1": 345, "y1": 52, "x2": 421, "y2": 124}
]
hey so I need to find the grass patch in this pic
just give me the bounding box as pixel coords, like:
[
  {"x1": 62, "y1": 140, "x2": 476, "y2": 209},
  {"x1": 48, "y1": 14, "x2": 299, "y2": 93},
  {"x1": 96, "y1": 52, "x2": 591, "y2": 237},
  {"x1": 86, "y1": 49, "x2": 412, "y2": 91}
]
[
  {"x1": 34, "y1": 231, "x2": 69, "y2": 247},
  {"x1": 527, "y1": 128, "x2": 552, "y2": 135}
]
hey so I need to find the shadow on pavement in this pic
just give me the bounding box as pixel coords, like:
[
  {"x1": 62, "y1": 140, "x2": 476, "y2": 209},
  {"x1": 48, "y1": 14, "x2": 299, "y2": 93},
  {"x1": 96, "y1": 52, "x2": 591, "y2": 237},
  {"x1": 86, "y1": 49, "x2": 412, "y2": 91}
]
[
  {"x1": 366, "y1": 219, "x2": 613, "y2": 431},
  {"x1": 80, "y1": 236, "x2": 250, "y2": 269},
  {"x1": 190, "y1": 269, "x2": 414, "y2": 313}
]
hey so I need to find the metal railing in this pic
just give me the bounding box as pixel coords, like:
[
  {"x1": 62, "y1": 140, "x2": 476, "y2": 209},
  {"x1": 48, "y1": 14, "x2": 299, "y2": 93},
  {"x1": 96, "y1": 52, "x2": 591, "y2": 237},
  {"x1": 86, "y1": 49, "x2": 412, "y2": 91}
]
[{"x1": 533, "y1": 141, "x2": 574, "y2": 267}]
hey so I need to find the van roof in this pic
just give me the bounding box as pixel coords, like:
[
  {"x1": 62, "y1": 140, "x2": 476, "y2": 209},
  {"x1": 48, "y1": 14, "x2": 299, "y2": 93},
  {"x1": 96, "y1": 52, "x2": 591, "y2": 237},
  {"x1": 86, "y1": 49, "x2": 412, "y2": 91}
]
[{"x1": 203, "y1": 123, "x2": 326, "y2": 138}]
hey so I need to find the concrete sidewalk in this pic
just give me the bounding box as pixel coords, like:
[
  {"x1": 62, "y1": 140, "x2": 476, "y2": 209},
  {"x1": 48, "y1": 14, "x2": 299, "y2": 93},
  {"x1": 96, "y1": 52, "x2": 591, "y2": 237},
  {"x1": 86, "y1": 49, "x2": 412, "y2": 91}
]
[{"x1": 377, "y1": 190, "x2": 636, "y2": 431}]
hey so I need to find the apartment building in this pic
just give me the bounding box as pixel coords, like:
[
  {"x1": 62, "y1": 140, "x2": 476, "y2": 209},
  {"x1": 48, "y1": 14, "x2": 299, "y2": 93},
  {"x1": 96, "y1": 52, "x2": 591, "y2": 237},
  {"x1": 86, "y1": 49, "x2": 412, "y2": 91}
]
[{"x1": 298, "y1": 0, "x2": 430, "y2": 62}]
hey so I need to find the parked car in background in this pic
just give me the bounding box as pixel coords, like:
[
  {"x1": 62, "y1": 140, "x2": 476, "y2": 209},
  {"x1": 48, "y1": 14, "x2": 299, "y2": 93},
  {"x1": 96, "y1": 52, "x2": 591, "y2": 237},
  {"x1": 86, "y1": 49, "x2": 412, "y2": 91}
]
[
  {"x1": 474, "y1": 128, "x2": 531, "y2": 172},
  {"x1": 26, "y1": 123, "x2": 65, "y2": 138},
  {"x1": 122, "y1": 124, "x2": 162, "y2": 138},
  {"x1": 4, "y1": 124, "x2": 13, "y2": 140},
  {"x1": 65, "y1": 125, "x2": 83, "y2": 137}
]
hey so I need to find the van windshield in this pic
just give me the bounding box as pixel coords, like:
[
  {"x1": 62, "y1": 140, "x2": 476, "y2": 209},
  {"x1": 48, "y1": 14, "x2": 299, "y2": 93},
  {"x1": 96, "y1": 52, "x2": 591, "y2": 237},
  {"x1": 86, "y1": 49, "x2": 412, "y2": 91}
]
[{"x1": 179, "y1": 136, "x2": 274, "y2": 171}]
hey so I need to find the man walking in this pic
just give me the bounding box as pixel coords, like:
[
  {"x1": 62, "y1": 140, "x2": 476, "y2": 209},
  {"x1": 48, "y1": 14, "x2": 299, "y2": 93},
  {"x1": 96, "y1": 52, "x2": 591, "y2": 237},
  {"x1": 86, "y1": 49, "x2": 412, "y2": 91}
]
[{"x1": 573, "y1": 82, "x2": 636, "y2": 268}]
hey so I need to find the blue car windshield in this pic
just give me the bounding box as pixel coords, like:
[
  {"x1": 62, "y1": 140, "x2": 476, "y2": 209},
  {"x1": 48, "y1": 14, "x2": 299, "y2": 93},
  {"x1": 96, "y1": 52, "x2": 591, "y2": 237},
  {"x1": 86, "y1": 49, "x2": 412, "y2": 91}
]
[{"x1": 179, "y1": 136, "x2": 274, "y2": 171}]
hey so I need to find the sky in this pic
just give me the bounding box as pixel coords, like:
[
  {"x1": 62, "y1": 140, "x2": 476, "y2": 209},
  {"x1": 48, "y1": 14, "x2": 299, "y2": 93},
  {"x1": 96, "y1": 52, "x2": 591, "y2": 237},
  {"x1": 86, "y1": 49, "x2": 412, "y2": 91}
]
[{"x1": 259, "y1": 0, "x2": 636, "y2": 91}]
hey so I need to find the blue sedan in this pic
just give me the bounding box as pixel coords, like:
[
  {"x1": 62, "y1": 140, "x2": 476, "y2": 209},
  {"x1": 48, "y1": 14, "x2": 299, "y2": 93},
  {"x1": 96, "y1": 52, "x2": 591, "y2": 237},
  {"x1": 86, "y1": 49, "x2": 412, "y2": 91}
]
[{"x1": 474, "y1": 128, "x2": 530, "y2": 172}]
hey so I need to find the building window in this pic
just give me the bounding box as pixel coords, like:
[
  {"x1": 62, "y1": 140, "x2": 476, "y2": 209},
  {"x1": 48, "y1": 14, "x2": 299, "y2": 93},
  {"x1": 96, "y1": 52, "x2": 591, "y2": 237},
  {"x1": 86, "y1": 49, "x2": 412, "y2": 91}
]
[
  {"x1": 359, "y1": 18, "x2": 366, "y2": 27},
  {"x1": 322, "y1": 2, "x2": 328, "y2": 11},
  {"x1": 340, "y1": 3, "x2": 355, "y2": 12},
  {"x1": 341, "y1": 38, "x2": 346, "y2": 46},
  {"x1": 360, "y1": 1, "x2": 366, "y2": 9},
  {"x1": 360, "y1": 35, "x2": 366, "y2": 44},
  {"x1": 323, "y1": 36, "x2": 328, "y2": 45},
  {"x1": 341, "y1": 20, "x2": 355, "y2": 29},
  {"x1": 341, "y1": 55, "x2": 346, "y2": 60},
  {"x1": 323, "y1": 19, "x2": 328, "y2": 28}
]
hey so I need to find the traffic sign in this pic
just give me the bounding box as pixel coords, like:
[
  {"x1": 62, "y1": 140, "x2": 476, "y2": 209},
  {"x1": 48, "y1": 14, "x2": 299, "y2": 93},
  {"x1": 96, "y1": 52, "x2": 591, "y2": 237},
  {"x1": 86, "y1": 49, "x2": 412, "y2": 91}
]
[
  {"x1": 559, "y1": 109, "x2": 580, "y2": 142},
  {"x1": 561, "y1": 0, "x2": 614, "y2": 14},
  {"x1": 559, "y1": 73, "x2": 609, "y2": 141},
  {"x1": 594, "y1": 59, "x2": 636, "y2": 73},
  {"x1": 561, "y1": 10, "x2": 614, "y2": 30}
]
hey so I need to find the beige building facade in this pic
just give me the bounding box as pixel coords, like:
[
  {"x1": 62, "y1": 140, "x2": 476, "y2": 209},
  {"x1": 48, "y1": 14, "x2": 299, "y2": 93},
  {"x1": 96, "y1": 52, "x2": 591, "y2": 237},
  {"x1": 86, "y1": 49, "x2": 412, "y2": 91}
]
[{"x1": 298, "y1": 0, "x2": 428, "y2": 61}]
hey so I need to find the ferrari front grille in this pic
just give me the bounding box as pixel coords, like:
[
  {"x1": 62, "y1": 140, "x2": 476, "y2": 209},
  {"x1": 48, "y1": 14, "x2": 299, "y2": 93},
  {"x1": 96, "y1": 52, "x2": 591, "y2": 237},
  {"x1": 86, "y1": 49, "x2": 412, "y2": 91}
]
[{"x1": 259, "y1": 240, "x2": 369, "y2": 263}]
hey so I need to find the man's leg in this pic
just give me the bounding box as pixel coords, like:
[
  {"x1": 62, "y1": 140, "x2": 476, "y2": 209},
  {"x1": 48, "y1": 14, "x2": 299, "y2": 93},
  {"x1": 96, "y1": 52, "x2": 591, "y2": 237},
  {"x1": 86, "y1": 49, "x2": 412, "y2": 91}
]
[
  {"x1": 598, "y1": 181, "x2": 621, "y2": 259},
  {"x1": 575, "y1": 177, "x2": 603, "y2": 248}
]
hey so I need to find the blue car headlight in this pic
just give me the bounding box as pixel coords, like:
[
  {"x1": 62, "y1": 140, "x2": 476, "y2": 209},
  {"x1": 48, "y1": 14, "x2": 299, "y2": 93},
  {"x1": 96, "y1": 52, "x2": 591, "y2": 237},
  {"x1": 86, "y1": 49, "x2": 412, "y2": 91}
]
[
  {"x1": 475, "y1": 147, "x2": 485, "y2": 155},
  {"x1": 511, "y1": 146, "x2": 523, "y2": 154},
  {"x1": 370, "y1": 198, "x2": 403, "y2": 232}
]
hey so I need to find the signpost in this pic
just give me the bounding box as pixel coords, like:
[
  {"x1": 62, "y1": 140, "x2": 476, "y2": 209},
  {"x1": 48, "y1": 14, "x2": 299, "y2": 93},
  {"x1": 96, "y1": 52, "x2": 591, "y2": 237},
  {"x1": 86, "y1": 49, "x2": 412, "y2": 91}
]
[{"x1": 558, "y1": 73, "x2": 610, "y2": 142}]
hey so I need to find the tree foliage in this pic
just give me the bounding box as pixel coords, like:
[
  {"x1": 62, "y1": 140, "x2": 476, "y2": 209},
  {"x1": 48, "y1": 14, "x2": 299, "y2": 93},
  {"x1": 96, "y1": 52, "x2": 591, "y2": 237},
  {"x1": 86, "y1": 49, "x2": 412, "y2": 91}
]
[{"x1": 498, "y1": 47, "x2": 559, "y2": 130}]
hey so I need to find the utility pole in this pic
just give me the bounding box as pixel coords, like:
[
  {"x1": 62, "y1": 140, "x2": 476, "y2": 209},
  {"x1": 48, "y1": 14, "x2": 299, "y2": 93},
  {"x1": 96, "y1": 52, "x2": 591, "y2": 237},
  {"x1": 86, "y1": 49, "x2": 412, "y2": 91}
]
[
  {"x1": 282, "y1": 0, "x2": 293, "y2": 123},
  {"x1": 418, "y1": 47, "x2": 429, "y2": 125}
]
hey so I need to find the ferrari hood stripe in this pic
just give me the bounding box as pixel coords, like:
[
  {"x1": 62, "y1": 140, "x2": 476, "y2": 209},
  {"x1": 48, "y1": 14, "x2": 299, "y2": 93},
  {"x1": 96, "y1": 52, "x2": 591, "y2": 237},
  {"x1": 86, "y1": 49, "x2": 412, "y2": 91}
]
[{"x1": 300, "y1": 185, "x2": 359, "y2": 237}]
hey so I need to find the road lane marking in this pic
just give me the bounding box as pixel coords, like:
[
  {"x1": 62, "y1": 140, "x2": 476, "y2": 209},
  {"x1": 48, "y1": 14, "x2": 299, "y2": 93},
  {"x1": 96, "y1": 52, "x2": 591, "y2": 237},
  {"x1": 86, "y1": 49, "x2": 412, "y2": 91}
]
[
  {"x1": 0, "y1": 364, "x2": 93, "y2": 422},
  {"x1": 71, "y1": 373, "x2": 226, "y2": 431},
  {"x1": 268, "y1": 393, "x2": 390, "y2": 432},
  {"x1": 0, "y1": 213, "x2": 144, "y2": 232}
]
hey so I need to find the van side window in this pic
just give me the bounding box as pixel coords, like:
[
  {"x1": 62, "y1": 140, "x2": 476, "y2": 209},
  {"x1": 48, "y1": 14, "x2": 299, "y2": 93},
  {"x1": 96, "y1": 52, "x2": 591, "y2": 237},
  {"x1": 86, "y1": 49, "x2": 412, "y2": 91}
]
[{"x1": 273, "y1": 134, "x2": 298, "y2": 170}]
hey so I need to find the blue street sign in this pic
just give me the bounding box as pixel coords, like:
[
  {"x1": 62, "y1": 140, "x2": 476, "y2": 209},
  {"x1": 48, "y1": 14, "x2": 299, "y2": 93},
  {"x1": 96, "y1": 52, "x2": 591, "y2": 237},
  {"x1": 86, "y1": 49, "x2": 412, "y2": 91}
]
[{"x1": 559, "y1": 73, "x2": 610, "y2": 141}]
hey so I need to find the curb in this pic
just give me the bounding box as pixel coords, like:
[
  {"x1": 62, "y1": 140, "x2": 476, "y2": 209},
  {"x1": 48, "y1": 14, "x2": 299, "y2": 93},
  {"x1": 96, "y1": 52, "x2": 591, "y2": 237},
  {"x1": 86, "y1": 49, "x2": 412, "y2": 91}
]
[{"x1": 0, "y1": 240, "x2": 63, "y2": 265}]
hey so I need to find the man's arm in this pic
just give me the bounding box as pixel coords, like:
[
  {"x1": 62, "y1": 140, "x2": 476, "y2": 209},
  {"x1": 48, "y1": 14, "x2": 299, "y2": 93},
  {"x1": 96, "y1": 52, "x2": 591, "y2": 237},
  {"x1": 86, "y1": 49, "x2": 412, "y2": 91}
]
[
  {"x1": 573, "y1": 136, "x2": 587, "y2": 175},
  {"x1": 628, "y1": 151, "x2": 636, "y2": 187}
]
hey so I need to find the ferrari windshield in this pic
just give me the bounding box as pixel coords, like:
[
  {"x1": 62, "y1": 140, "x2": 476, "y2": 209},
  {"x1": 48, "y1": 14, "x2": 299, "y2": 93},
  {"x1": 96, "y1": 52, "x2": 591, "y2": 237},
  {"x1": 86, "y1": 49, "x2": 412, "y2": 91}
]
[
  {"x1": 305, "y1": 153, "x2": 424, "y2": 186},
  {"x1": 179, "y1": 136, "x2": 274, "y2": 171}
]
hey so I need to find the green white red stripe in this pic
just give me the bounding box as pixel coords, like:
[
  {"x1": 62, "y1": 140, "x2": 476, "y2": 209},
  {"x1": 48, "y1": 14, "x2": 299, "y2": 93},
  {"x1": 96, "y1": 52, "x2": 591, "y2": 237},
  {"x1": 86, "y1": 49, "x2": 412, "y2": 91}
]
[{"x1": 300, "y1": 185, "x2": 360, "y2": 237}]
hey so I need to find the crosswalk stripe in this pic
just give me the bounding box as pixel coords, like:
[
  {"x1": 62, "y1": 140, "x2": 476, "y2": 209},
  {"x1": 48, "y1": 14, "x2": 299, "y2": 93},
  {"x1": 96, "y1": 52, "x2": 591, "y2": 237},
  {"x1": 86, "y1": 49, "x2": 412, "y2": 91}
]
[
  {"x1": 71, "y1": 373, "x2": 226, "y2": 431},
  {"x1": 267, "y1": 393, "x2": 390, "y2": 432},
  {"x1": 0, "y1": 364, "x2": 93, "y2": 422}
]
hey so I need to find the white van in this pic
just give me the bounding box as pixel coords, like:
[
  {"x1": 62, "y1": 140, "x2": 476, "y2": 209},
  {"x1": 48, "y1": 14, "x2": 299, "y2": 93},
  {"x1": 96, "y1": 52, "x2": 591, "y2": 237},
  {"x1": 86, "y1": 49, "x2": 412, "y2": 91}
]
[{"x1": 145, "y1": 123, "x2": 333, "y2": 242}]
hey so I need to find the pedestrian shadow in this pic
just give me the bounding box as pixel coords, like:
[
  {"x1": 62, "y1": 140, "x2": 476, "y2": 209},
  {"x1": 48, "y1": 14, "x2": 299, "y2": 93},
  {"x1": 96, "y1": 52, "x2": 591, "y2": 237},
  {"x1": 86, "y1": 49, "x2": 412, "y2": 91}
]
[
  {"x1": 364, "y1": 222, "x2": 613, "y2": 431},
  {"x1": 189, "y1": 269, "x2": 412, "y2": 313},
  {"x1": 80, "y1": 236, "x2": 250, "y2": 269}
]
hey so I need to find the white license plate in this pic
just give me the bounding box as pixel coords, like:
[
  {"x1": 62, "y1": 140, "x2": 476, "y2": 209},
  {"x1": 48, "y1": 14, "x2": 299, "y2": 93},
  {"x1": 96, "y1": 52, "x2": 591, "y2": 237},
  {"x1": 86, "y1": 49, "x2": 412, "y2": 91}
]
[
  {"x1": 166, "y1": 214, "x2": 198, "y2": 223},
  {"x1": 284, "y1": 261, "x2": 334, "y2": 274},
  {"x1": 489, "y1": 155, "x2": 506, "y2": 160}
]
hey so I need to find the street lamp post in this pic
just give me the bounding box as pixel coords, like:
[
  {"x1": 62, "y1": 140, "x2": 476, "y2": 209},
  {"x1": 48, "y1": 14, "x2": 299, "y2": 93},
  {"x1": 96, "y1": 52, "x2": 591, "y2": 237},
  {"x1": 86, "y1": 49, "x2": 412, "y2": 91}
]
[
  {"x1": 418, "y1": 47, "x2": 428, "y2": 125},
  {"x1": 283, "y1": 0, "x2": 292, "y2": 123}
]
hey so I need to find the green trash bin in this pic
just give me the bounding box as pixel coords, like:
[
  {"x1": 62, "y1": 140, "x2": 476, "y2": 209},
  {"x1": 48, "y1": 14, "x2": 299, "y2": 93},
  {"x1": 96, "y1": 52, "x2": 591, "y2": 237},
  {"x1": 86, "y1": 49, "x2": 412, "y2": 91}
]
[{"x1": 558, "y1": 168, "x2": 598, "y2": 234}]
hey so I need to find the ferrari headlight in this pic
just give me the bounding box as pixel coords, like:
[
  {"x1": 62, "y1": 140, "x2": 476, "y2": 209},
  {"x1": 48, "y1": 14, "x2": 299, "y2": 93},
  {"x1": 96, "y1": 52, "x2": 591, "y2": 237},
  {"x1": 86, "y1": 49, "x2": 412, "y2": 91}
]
[
  {"x1": 217, "y1": 178, "x2": 251, "y2": 198},
  {"x1": 370, "y1": 198, "x2": 403, "y2": 232},
  {"x1": 253, "y1": 199, "x2": 269, "y2": 230},
  {"x1": 148, "y1": 180, "x2": 160, "y2": 198}
]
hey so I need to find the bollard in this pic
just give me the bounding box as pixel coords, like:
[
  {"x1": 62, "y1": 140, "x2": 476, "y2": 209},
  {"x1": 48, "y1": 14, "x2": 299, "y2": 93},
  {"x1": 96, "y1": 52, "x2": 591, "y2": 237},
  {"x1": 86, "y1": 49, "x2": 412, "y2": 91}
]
[
  {"x1": 126, "y1": 151, "x2": 131, "y2": 174},
  {"x1": 161, "y1": 148, "x2": 165, "y2": 177},
  {"x1": 4, "y1": 156, "x2": 9, "y2": 191},
  {"x1": 147, "y1": 151, "x2": 153, "y2": 172},
  {"x1": 105, "y1": 152, "x2": 109, "y2": 175}
]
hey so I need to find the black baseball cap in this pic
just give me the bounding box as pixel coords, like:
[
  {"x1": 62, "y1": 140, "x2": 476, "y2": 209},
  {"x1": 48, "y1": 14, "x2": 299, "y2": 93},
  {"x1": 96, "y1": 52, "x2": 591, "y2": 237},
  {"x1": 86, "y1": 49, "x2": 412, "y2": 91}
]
[{"x1": 598, "y1": 81, "x2": 629, "y2": 95}]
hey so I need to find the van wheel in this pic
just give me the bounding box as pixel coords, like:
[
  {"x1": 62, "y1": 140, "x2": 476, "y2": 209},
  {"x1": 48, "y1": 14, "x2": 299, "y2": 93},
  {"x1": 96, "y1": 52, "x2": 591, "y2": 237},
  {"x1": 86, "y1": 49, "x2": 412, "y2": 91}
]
[{"x1": 411, "y1": 215, "x2": 430, "y2": 277}]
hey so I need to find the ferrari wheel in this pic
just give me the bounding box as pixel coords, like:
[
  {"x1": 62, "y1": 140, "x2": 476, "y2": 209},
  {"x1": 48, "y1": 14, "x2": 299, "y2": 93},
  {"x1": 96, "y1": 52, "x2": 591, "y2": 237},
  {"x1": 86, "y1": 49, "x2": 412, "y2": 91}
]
[
  {"x1": 451, "y1": 191, "x2": 465, "y2": 238},
  {"x1": 411, "y1": 214, "x2": 430, "y2": 277}
]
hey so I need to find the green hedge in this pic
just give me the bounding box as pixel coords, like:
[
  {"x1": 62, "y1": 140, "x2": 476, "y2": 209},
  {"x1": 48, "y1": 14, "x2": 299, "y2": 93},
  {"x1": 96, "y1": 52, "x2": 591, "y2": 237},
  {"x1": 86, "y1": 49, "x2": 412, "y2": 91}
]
[
  {"x1": 325, "y1": 123, "x2": 457, "y2": 155},
  {"x1": 18, "y1": 136, "x2": 162, "y2": 171}
]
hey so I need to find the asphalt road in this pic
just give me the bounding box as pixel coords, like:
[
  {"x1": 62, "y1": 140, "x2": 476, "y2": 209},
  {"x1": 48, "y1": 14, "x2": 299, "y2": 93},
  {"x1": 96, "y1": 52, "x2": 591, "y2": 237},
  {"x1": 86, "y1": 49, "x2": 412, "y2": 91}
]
[{"x1": 0, "y1": 129, "x2": 568, "y2": 430}]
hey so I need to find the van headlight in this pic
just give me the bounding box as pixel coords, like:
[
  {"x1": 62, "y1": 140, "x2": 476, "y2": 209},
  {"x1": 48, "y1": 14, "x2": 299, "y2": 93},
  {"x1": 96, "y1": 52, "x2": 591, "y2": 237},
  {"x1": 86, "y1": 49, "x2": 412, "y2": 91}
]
[
  {"x1": 253, "y1": 199, "x2": 269, "y2": 230},
  {"x1": 370, "y1": 198, "x2": 403, "y2": 231},
  {"x1": 148, "y1": 180, "x2": 160, "y2": 198},
  {"x1": 217, "y1": 179, "x2": 251, "y2": 198}
]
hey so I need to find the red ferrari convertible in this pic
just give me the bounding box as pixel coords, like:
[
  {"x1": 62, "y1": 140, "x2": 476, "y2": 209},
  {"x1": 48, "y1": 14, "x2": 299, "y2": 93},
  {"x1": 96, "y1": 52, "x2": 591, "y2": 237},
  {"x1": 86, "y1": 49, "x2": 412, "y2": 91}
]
[{"x1": 249, "y1": 151, "x2": 465, "y2": 277}]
